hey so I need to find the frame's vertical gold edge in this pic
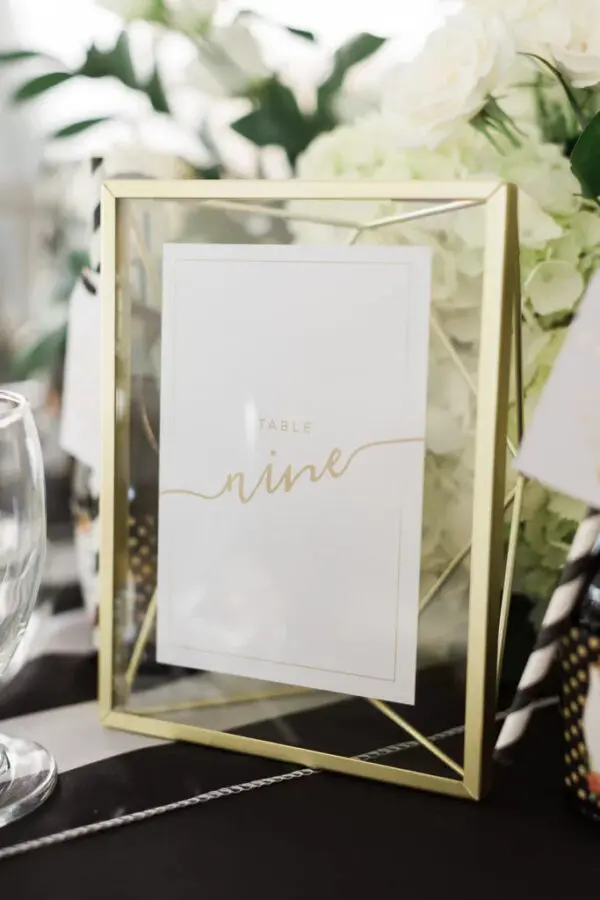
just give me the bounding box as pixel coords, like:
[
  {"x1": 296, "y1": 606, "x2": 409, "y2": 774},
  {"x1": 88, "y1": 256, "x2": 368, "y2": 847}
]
[
  {"x1": 511, "y1": 225, "x2": 524, "y2": 445},
  {"x1": 113, "y1": 195, "x2": 134, "y2": 709},
  {"x1": 497, "y1": 212, "x2": 524, "y2": 683},
  {"x1": 497, "y1": 475, "x2": 525, "y2": 683},
  {"x1": 463, "y1": 183, "x2": 516, "y2": 799},
  {"x1": 99, "y1": 184, "x2": 117, "y2": 718}
]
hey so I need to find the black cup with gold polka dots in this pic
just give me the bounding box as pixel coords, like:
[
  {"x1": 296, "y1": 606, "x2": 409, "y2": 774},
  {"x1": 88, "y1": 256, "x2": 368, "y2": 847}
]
[{"x1": 561, "y1": 571, "x2": 600, "y2": 821}]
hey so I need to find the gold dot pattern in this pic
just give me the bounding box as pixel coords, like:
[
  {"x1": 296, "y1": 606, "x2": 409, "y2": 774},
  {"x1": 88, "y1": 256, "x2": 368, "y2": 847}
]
[
  {"x1": 128, "y1": 512, "x2": 158, "y2": 638},
  {"x1": 561, "y1": 630, "x2": 600, "y2": 808}
]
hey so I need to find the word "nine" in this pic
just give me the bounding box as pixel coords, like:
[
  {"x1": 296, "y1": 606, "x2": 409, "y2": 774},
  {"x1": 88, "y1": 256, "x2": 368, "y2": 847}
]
[{"x1": 162, "y1": 438, "x2": 416, "y2": 506}]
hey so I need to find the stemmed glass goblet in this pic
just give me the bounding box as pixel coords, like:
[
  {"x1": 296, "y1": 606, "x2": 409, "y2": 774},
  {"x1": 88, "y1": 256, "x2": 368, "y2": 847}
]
[{"x1": 0, "y1": 390, "x2": 57, "y2": 825}]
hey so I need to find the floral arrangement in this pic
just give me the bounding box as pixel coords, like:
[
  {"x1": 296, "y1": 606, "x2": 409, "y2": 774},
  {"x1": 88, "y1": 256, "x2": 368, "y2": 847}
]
[{"x1": 5, "y1": 0, "x2": 600, "y2": 655}]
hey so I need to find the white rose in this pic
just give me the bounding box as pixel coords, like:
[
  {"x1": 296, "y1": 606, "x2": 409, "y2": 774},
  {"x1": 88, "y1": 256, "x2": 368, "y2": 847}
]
[
  {"x1": 381, "y1": 9, "x2": 515, "y2": 148},
  {"x1": 467, "y1": 0, "x2": 569, "y2": 50},
  {"x1": 550, "y1": 0, "x2": 600, "y2": 87}
]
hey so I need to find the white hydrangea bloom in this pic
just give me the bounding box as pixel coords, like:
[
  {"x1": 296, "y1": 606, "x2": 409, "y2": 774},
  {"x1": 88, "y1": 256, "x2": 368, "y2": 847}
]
[
  {"x1": 496, "y1": 142, "x2": 580, "y2": 217},
  {"x1": 427, "y1": 355, "x2": 474, "y2": 456},
  {"x1": 525, "y1": 260, "x2": 584, "y2": 315},
  {"x1": 292, "y1": 111, "x2": 597, "y2": 633}
]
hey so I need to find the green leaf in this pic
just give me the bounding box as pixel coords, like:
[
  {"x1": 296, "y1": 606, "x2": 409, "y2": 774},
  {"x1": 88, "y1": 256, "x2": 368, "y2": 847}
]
[
  {"x1": 12, "y1": 71, "x2": 72, "y2": 102},
  {"x1": 0, "y1": 50, "x2": 42, "y2": 63},
  {"x1": 194, "y1": 164, "x2": 222, "y2": 179},
  {"x1": 231, "y1": 109, "x2": 281, "y2": 147},
  {"x1": 51, "y1": 116, "x2": 111, "y2": 139},
  {"x1": 146, "y1": 0, "x2": 169, "y2": 25},
  {"x1": 143, "y1": 65, "x2": 170, "y2": 114},
  {"x1": 8, "y1": 327, "x2": 66, "y2": 381},
  {"x1": 68, "y1": 249, "x2": 90, "y2": 275},
  {"x1": 284, "y1": 26, "x2": 316, "y2": 41},
  {"x1": 53, "y1": 249, "x2": 91, "y2": 303},
  {"x1": 235, "y1": 10, "x2": 316, "y2": 41},
  {"x1": 317, "y1": 32, "x2": 385, "y2": 106},
  {"x1": 234, "y1": 77, "x2": 315, "y2": 164},
  {"x1": 570, "y1": 110, "x2": 600, "y2": 198},
  {"x1": 79, "y1": 31, "x2": 137, "y2": 90},
  {"x1": 524, "y1": 53, "x2": 588, "y2": 130}
]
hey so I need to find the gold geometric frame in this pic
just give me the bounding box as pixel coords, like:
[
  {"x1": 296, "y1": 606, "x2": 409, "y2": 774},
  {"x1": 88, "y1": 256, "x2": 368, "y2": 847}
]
[{"x1": 99, "y1": 180, "x2": 523, "y2": 801}]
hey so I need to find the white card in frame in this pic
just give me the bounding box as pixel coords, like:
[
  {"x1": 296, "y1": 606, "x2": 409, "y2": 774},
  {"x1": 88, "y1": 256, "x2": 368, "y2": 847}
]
[{"x1": 157, "y1": 243, "x2": 432, "y2": 704}]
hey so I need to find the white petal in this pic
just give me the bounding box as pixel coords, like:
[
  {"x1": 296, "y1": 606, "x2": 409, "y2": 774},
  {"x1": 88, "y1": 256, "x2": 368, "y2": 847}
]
[
  {"x1": 525, "y1": 260, "x2": 584, "y2": 315},
  {"x1": 572, "y1": 211, "x2": 600, "y2": 252},
  {"x1": 518, "y1": 191, "x2": 563, "y2": 248}
]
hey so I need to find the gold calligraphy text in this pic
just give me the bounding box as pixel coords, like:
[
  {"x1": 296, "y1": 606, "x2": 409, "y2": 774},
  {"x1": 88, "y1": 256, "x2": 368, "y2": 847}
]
[{"x1": 161, "y1": 437, "x2": 419, "y2": 506}]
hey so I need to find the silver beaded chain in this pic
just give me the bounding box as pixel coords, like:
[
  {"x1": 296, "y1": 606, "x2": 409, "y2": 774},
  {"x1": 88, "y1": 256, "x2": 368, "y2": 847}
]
[{"x1": 0, "y1": 696, "x2": 557, "y2": 862}]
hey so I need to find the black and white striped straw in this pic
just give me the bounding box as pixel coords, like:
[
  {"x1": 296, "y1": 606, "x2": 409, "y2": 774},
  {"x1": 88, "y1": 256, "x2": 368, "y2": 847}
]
[
  {"x1": 80, "y1": 156, "x2": 103, "y2": 296},
  {"x1": 495, "y1": 507, "x2": 600, "y2": 761},
  {"x1": 90, "y1": 156, "x2": 102, "y2": 272}
]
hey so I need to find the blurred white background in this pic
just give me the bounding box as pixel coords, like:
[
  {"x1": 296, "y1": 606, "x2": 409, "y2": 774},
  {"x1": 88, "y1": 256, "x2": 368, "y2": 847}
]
[{"x1": 0, "y1": 0, "x2": 454, "y2": 337}]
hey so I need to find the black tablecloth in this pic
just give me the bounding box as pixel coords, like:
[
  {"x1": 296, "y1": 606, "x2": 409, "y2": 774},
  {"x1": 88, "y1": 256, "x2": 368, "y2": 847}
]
[
  {"x1": 0, "y1": 582, "x2": 591, "y2": 899},
  {"x1": 0, "y1": 686, "x2": 598, "y2": 899}
]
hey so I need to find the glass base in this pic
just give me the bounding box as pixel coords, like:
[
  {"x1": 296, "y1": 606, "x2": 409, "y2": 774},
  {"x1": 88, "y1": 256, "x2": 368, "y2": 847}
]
[{"x1": 0, "y1": 734, "x2": 57, "y2": 827}]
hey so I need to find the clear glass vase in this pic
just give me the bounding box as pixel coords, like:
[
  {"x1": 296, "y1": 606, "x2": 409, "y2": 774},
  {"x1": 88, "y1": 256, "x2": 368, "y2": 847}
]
[{"x1": 0, "y1": 390, "x2": 56, "y2": 825}]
